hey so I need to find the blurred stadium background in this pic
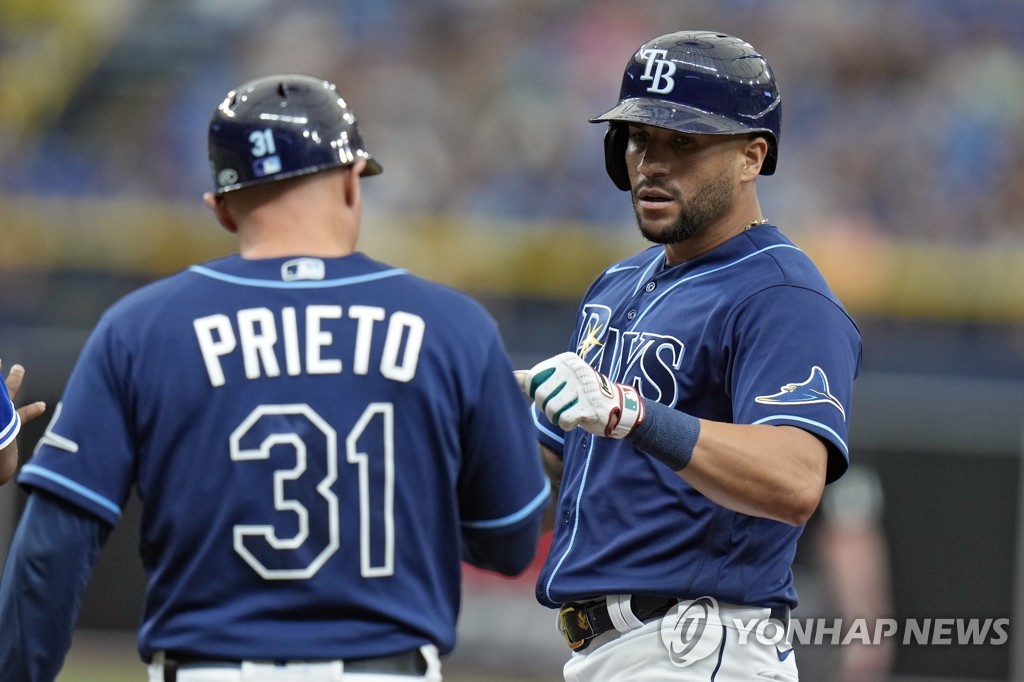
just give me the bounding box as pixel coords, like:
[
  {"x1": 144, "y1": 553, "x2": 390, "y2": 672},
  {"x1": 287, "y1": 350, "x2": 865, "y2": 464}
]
[{"x1": 1, "y1": 0, "x2": 1024, "y2": 680}]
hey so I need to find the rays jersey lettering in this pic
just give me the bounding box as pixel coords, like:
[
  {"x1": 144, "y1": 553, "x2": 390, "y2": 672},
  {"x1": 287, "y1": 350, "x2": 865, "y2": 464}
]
[
  {"x1": 576, "y1": 304, "x2": 847, "y2": 420},
  {"x1": 576, "y1": 304, "x2": 685, "y2": 406},
  {"x1": 640, "y1": 48, "x2": 676, "y2": 94},
  {"x1": 194, "y1": 305, "x2": 425, "y2": 387}
]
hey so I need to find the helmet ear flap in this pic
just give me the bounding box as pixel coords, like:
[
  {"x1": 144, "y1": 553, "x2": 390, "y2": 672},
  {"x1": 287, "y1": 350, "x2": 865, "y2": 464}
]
[{"x1": 603, "y1": 124, "x2": 631, "y2": 192}]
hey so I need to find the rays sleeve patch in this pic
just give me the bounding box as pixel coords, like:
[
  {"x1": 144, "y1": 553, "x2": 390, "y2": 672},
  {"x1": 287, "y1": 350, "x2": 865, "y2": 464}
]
[{"x1": 755, "y1": 366, "x2": 845, "y2": 418}]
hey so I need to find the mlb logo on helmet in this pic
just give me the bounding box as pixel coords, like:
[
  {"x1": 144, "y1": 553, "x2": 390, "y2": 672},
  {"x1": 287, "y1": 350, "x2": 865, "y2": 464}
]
[{"x1": 253, "y1": 155, "x2": 282, "y2": 178}]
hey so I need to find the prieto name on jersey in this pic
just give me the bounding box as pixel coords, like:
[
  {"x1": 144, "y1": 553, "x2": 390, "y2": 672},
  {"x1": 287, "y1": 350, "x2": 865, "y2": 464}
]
[{"x1": 193, "y1": 304, "x2": 425, "y2": 387}]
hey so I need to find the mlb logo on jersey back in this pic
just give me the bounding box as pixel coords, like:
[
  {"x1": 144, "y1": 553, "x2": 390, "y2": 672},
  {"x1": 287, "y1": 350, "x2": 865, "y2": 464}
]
[
  {"x1": 282, "y1": 258, "x2": 326, "y2": 281},
  {"x1": 253, "y1": 155, "x2": 282, "y2": 177}
]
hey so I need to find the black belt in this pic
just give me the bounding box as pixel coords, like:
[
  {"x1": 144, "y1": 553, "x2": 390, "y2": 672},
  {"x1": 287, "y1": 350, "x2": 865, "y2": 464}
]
[
  {"x1": 161, "y1": 649, "x2": 427, "y2": 681},
  {"x1": 557, "y1": 595, "x2": 790, "y2": 651}
]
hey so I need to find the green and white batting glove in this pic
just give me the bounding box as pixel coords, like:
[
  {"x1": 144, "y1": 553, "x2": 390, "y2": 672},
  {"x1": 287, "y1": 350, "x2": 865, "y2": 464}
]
[{"x1": 515, "y1": 352, "x2": 646, "y2": 439}]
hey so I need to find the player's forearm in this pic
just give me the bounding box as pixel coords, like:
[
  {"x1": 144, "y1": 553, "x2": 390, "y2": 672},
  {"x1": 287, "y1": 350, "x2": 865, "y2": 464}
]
[
  {"x1": 519, "y1": 355, "x2": 828, "y2": 524},
  {"x1": 626, "y1": 399, "x2": 825, "y2": 524},
  {"x1": 0, "y1": 441, "x2": 17, "y2": 485},
  {"x1": 681, "y1": 421, "x2": 827, "y2": 525}
]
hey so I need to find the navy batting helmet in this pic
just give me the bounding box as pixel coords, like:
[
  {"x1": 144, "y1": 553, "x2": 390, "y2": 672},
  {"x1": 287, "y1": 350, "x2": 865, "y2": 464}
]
[
  {"x1": 592, "y1": 31, "x2": 781, "y2": 190},
  {"x1": 209, "y1": 74, "x2": 382, "y2": 194}
]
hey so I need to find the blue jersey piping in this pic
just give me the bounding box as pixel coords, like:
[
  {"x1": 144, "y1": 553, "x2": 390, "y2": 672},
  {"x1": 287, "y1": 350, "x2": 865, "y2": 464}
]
[
  {"x1": 629, "y1": 244, "x2": 802, "y2": 329},
  {"x1": 462, "y1": 480, "x2": 551, "y2": 529},
  {"x1": 19, "y1": 464, "x2": 122, "y2": 517},
  {"x1": 753, "y1": 414, "x2": 849, "y2": 458},
  {"x1": 544, "y1": 436, "x2": 596, "y2": 602},
  {"x1": 530, "y1": 404, "x2": 564, "y2": 446},
  {"x1": 188, "y1": 265, "x2": 408, "y2": 289}
]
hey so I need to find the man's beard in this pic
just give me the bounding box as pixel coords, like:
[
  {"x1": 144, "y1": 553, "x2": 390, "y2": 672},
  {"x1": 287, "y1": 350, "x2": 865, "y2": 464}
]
[{"x1": 634, "y1": 167, "x2": 735, "y2": 245}]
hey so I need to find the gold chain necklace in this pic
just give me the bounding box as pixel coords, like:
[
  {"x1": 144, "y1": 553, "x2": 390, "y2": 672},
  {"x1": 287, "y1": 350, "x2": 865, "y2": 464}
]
[{"x1": 746, "y1": 218, "x2": 768, "y2": 230}]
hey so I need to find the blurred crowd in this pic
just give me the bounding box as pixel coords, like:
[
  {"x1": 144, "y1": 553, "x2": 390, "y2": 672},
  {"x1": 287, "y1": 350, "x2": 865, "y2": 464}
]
[{"x1": 2, "y1": 0, "x2": 1024, "y2": 245}]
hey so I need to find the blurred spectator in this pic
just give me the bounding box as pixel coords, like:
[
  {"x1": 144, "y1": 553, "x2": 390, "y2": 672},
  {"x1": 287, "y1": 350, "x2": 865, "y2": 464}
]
[
  {"x1": 1, "y1": 0, "x2": 1024, "y2": 244},
  {"x1": 795, "y1": 464, "x2": 895, "y2": 682}
]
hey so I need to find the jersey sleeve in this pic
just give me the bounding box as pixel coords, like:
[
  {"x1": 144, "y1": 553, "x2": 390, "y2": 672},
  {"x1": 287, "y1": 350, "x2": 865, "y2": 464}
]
[
  {"x1": 456, "y1": 333, "x2": 549, "y2": 574},
  {"x1": 0, "y1": 378, "x2": 19, "y2": 449},
  {"x1": 0, "y1": 490, "x2": 110, "y2": 679},
  {"x1": 726, "y1": 285, "x2": 862, "y2": 483},
  {"x1": 17, "y1": 317, "x2": 136, "y2": 525}
]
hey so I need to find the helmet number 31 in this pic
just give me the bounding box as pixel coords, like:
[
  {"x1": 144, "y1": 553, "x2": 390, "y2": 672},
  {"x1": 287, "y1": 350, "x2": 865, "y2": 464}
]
[{"x1": 249, "y1": 128, "x2": 277, "y2": 157}]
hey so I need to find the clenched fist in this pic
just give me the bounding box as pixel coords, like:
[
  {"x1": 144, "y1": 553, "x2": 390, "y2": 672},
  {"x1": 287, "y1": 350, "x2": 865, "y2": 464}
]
[{"x1": 515, "y1": 352, "x2": 645, "y2": 439}]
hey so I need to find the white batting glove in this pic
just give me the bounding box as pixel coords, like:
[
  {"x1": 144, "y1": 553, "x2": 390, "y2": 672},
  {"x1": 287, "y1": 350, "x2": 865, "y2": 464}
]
[{"x1": 515, "y1": 352, "x2": 646, "y2": 439}]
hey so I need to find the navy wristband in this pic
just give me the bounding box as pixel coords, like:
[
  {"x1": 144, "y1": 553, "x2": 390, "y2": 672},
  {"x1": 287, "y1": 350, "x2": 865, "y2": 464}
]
[{"x1": 627, "y1": 399, "x2": 700, "y2": 471}]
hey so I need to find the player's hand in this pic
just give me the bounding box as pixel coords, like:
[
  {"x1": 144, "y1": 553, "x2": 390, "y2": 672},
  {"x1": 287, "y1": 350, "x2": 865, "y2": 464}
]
[
  {"x1": 4, "y1": 361, "x2": 46, "y2": 426},
  {"x1": 1, "y1": 361, "x2": 45, "y2": 485},
  {"x1": 515, "y1": 352, "x2": 645, "y2": 439}
]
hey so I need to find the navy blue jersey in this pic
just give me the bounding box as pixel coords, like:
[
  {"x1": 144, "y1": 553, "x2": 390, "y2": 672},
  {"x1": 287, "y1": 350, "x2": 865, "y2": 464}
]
[
  {"x1": 19, "y1": 252, "x2": 548, "y2": 661},
  {"x1": 531, "y1": 225, "x2": 861, "y2": 609},
  {"x1": 0, "y1": 378, "x2": 17, "y2": 449}
]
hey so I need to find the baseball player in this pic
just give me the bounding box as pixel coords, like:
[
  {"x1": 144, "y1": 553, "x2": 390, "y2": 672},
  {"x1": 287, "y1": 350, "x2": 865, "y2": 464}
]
[
  {"x1": 516, "y1": 31, "x2": 862, "y2": 680},
  {"x1": 0, "y1": 361, "x2": 45, "y2": 485},
  {"x1": 0, "y1": 74, "x2": 549, "y2": 681}
]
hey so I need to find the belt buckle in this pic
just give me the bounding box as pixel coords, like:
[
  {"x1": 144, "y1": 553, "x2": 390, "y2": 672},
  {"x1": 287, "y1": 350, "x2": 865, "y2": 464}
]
[{"x1": 558, "y1": 603, "x2": 593, "y2": 650}]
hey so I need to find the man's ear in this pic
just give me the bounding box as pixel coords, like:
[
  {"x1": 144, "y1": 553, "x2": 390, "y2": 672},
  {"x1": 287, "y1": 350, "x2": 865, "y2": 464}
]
[
  {"x1": 741, "y1": 136, "x2": 769, "y2": 181},
  {"x1": 203, "y1": 191, "x2": 238, "y2": 233},
  {"x1": 343, "y1": 160, "x2": 366, "y2": 209}
]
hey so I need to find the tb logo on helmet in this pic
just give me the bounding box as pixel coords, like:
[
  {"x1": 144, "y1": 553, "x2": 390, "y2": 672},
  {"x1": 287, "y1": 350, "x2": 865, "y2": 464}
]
[
  {"x1": 591, "y1": 31, "x2": 783, "y2": 189},
  {"x1": 639, "y1": 48, "x2": 676, "y2": 95}
]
